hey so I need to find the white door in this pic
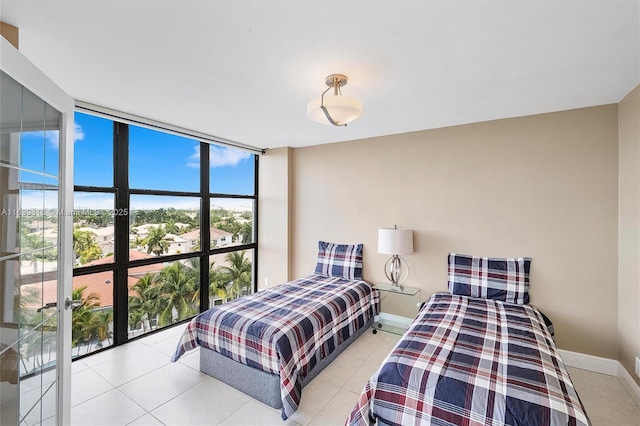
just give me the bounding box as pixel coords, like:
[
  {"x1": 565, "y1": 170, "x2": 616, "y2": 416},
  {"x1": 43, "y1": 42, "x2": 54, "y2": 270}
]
[{"x1": 0, "y1": 37, "x2": 74, "y2": 425}]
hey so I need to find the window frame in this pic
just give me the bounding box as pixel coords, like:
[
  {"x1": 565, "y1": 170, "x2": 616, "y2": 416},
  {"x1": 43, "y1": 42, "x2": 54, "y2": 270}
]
[{"x1": 72, "y1": 111, "x2": 259, "y2": 357}]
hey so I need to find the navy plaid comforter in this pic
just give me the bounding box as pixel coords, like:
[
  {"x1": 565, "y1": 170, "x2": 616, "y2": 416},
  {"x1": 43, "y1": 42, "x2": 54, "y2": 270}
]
[
  {"x1": 347, "y1": 293, "x2": 590, "y2": 426},
  {"x1": 171, "y1": 274, "x2": 379, "y2": 420}
]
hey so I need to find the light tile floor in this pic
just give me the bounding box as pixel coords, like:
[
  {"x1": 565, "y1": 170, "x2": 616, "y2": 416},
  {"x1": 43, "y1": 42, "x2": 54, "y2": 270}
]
[{"x1": 69, "y1": 324, "x2": 640, "y2": 426}]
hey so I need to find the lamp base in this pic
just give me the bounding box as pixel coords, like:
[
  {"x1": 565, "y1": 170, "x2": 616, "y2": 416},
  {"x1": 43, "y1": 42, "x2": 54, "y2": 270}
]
[
  {"x1": 384, "y1": 255, "x2": 409, "y2": 288},
  {"x1": 386, "y1": 284, "x2": 404, "y2": 292}
]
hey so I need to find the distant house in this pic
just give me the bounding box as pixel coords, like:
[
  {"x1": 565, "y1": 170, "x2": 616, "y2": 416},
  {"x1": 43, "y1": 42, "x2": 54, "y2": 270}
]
[
  {"x1": 26, "y1": 220, "x2": 56, "y2": 233},
  {"x1": 211, "y1": 228, "x2": 234, "y2": 247},
  {"x1": 27, "y1": 227, "x2": 58, "y2": 245},
  {"x1": 131, "y1": 223, "x2": 190, "y2": 235},
  {"x1": 76, "y1": 226, "x2": 115, "y2": 255},
  {"x1": 130, "y1": 223, "x2": 163, "y2": 236},
  {"x1": 180, "y1": 227, "x2": 233, "y2": 250},
  {"x1": 130, "y1": 224, "x2": 192, "y2": 255},
  {"x1": 163, "y1": 233, "x2": 189, "y2": 255}
]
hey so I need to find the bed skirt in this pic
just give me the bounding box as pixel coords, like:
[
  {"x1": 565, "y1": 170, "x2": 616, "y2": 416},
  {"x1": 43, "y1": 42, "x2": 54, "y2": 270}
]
[{"x1": 200, "y1": 316, "x2": 374, "y2": 409}]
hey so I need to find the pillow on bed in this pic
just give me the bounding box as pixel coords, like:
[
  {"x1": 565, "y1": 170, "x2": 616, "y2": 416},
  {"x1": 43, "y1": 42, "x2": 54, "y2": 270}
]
[
  {"x1": 448, "y1": 253, "x2": 531, "y2": 304},
  {"x1": 314, "y1": 241, "x2": 363, "y2": 280}
]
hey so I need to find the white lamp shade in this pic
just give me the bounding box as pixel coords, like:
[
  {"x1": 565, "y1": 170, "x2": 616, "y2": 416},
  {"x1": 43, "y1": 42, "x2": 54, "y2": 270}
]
[
  {"x1": 307, "y1": 95, "x2": 363, "y2": 126},
  {"x1": 378, "y1": 228, "x2": 414, "y2": 255}
]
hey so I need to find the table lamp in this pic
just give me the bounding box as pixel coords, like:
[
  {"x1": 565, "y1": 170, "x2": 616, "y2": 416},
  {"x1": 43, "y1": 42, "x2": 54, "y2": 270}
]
[{"x1": 378, "y1": 225, "x2": 414, "y2": 289}]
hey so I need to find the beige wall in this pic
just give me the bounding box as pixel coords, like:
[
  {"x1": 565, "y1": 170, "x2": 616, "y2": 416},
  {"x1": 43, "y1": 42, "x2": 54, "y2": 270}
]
[
  {"x1": 257, "y1": 147, "x2": 292, "y2": 290},
  {"x1": 618, "y1": 85, "x2": 640, "y2": 386},
  {"x1": 0, "y1": 21, "x2": 19, "y2": 49},
  {"x1": 277, "y1": 105, "x2": 619, "y2": 359}
]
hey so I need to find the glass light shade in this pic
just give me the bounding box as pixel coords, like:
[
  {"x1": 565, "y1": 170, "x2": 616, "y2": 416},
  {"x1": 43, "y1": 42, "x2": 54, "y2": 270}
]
[
  {"x1": 378, "y1": 228, "x2": 414, "y2": 255},
  {"x1": 307, "y1": 95, "x2": 363, "y2": 126}
]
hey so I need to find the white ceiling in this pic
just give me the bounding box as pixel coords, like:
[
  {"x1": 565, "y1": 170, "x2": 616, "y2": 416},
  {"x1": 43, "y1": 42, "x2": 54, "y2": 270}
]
[{"x1": 1, "y1": 1, "x2": 638, "y2": 150}]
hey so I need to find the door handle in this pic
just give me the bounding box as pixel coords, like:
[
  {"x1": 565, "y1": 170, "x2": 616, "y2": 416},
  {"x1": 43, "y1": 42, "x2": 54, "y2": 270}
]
[
  {"x1": 37, "y1": 302, "x2": 57, "y2": 312},
  {"x1": 65, "y1": 298, "x2": 82, "y2": 310}
]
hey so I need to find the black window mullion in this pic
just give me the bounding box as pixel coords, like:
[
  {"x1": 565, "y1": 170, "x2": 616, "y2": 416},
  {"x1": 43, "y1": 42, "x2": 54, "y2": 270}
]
[
  {"x1": 253, "y1": 154, "x2": 259, "y2": 293},
  {"x1": 200, "y1": 142, "x2": 211, "y2": 312},
  {"x1": 113, "y1": 121, "x2": 130, "y2": 345}
]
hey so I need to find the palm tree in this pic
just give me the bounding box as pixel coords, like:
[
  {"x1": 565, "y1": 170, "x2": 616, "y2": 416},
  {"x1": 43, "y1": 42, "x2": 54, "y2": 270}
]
[
  {"x1": 132, "y1": 209, "x2": 150, "y2": 226},
  {"x1": 155, "y1": 207, "x2": 167, "y2": 223},
  {"x1": 80, "y1": 245, "x2": 102, "y2": 264},
  {"x1": 20, "y1": 228, "x2": 47, "y2": 272},
  {"x1": 164, "y1": 220, "x2": 180, "y2": 235},
  {"x1": 183, "y1": 258, "x2": 203, "y2": 308},
  {"x1": 22, "y1": 330, "x2": 44, "y2": 373},
  {"x1": 130, "y1": 228, "x2": 145, "y2": 250},
  {"x1": 219, "y1": 251, "x2": 252, "y2": 300},
  {"x1": 144, "y1": 226, "x2": 169, "y2": 256},
  {"x1": 128, "y1": 310, "x2": 144, "y2": 336},
  {"x1": 90, "y1": 310, "x2": 113, "y2": 348},
  {"x1": 185, "y1": 259, "x2": 229, "y2": 305},
  {"x1": 128, "y1": 274, "x2": 157, "y2": 333},
  {"x1": 41, "y1": 328, "x2": 57, "y2": 366},
  {"x1": 153, "y1": 262, "x2": 198, "y2": 326},
  {"x1": 73, "y1": 229, "x2": 101, "y2": 264},
  {"x1": 208, "y1": 262, "x2": 229, "y2": 303},
  {"x1": 86, "y1": 210, "x2": 112, "y2": 227},
  {"x1": 16, "y1": 287, "x2": 43, "y2": 375},
  {"x1": 71, "y1": 286, "x2": 101, "y2": 355},
  {"x1": 238, "y1": 222, "x2": 252, "y2": 243},
  {"x1": 73, "y1": 229, "x2": 94, "y2": 253},
  {"x1": 187, "y1": 210, "x2": 200, "y2": 230}
]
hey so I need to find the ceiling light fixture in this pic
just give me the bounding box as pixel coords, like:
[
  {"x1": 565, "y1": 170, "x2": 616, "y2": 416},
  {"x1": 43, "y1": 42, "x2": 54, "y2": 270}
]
[{"x1": 307, "y1": 74, "x2": 363, "y2": 126}]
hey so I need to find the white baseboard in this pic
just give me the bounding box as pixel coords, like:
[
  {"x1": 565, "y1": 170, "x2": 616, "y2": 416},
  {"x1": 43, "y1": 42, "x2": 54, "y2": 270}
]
[
  {"x1": 557, "y1": 349, "x2": 618, "y2": 376},
  {"x1": 618, "y1": 362, "x2": 640, "y2": 407},
  {"x1": 558, "y1": 349, "x2": 640, "y2": 408}
]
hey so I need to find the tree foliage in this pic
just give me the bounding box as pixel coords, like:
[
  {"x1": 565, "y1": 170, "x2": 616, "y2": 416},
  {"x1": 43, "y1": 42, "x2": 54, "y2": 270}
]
[
  {"x1": 143, "y1": 226, "x2": 170, "y2": 256},
  {"x1": 73, "y1": 229, "x2": 102, "y2": 264},
  {"x1": 28, "y1": 252, "x2": 255, "y2": 361},
  {"x1": 70, "y1": 286, "x2": 112, "y2": 355}
]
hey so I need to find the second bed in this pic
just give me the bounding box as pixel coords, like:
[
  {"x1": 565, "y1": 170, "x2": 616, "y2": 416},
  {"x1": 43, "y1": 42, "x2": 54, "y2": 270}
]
[{"x1": 171, "y1": 242, "x2": 378, "y2": 420}]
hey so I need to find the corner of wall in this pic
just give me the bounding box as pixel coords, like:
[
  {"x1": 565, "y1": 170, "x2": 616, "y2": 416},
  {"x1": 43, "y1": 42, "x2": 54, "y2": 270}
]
[
  {"x1": 286, "y1": 147, "x2": 294, "y2": 280},
  {"x1": 617, "y1": 83, "x2": 640, "y2": 388},
  {"x1": 257, "y1": 147, "x2": 292, "y2": 289}
]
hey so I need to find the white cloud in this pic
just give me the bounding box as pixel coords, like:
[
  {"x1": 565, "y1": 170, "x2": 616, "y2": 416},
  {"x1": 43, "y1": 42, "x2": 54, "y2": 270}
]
[
  {"x1": 19, "y1": 129, "x2": 58, "y2": 149},
  {"x1": 186, "y1": 145, "x2": 200, "y2": 168},
  {"x1": 185, "y1": 145, "x2": 251, "y2": 169},
  {"x1": 74, "y1": 122, "x2": 85, "y2": 142},
  {"x1": 45, "y1": 130, "x2": 59, "y2": 148},
  {"x1": 210, "y1": 145, "x2": 251, "y2": 168},
  {"x1": 23, "y1": 122, "x2": 85, "y2": 150}
]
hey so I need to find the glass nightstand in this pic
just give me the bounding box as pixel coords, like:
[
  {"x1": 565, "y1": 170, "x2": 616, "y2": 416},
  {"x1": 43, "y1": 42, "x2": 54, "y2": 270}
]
[{"x1": 373, "y1": 283, "x2": 421, "y2": 335}]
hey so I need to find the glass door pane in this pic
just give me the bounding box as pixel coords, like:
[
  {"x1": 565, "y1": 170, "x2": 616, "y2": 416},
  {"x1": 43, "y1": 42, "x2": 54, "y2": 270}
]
[{"x1": 0, "y1": 70, "x2": 62, "y2": 424}]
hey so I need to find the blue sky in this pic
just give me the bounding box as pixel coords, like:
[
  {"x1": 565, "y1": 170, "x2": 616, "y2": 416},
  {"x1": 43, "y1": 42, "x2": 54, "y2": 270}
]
[{"x1": 71, "y1": 112, "x2": 255, "y2": 210}]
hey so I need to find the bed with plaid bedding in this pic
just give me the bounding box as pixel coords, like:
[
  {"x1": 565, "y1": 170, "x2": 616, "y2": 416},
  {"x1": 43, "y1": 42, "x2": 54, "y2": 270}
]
[
  {"x1": 347, "y1": 292, "x2": 590, "y2": 426},
  {"x1": 171, "y1": 274, "x2": 379, "y2": 420}
]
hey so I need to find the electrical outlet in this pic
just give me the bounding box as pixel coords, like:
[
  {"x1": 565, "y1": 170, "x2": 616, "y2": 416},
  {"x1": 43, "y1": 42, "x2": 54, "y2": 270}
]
[
  {"x1": 635, "y1": 357, "x2": 640, "y2": 378},
  {"x1": 264, "y1": 277, "x2": 269, "y2": 287}
]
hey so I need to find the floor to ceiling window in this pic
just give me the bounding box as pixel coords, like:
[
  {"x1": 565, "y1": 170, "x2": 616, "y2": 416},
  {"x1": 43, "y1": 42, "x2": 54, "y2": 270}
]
[{"x1": 71, "y1": 110, "x2": 258, "y2": 357}]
